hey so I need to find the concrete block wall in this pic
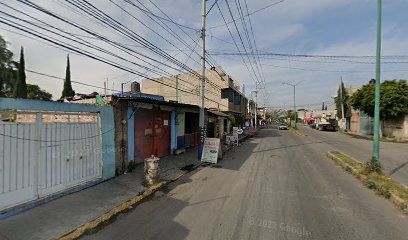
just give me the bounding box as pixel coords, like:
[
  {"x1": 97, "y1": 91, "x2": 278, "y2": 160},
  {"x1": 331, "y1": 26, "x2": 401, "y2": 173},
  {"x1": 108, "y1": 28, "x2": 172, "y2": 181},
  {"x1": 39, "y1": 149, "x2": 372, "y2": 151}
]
[
  {"x1": 383, "y1": 115, "x2": 408, "y2": 140},
  {"x1": 141, "y1": 69, "x2": 230, "y2": 111}
]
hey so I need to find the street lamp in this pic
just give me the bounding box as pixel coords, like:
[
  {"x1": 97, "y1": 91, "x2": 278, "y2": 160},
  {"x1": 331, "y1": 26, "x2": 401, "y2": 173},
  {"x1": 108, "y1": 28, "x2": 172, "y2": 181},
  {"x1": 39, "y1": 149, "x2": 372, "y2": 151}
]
[{"x1": 282, "y1": 81, "x2": 304, "y2": 128}]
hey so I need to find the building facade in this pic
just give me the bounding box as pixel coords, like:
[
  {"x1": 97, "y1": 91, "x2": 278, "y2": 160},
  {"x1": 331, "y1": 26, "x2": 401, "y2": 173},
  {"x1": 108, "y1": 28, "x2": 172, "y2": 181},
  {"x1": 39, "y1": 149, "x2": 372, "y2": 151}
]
[{"x1": 140, "y1": 66, "x2": 248, "y2": 116}]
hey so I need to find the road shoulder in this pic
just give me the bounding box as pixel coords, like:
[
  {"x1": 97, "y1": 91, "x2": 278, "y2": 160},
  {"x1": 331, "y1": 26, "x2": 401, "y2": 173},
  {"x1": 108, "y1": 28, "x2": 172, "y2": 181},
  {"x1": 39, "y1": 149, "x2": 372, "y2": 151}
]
[{"x1": 327, "y1": 150, "x2": 408, "y2": 214}]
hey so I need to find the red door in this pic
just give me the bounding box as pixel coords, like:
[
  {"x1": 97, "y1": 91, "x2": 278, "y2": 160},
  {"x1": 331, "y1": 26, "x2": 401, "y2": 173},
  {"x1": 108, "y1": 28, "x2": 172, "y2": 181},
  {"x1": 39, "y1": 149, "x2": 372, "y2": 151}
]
[{"x1": 134, "y1": 108, "x2": 171, "y2": 162}]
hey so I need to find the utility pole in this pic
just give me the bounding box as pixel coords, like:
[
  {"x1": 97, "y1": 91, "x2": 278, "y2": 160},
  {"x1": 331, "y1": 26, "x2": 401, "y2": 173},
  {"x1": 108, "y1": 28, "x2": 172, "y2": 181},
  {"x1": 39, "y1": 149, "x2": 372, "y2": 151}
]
[
  {"x1": 263, "y1": 102, "x2": 266, "y2": 121},
  {"x1": 340, "y1": 77, "x2": 345, "y2": 130},
  {"x1": 199, "y1": 0, "x2": 206, "y2": 160},
  {"x1": 176, "y1": 75, "x2": 179, "y2": 102},
  {"x1": 373, "y1": 0, "x2": 382, "y2": 162},
  {"x1": 104, "y1": 79, "x2": 108, "y2": 105},
  {"x1": 293, "y1": 84, "x2": 296, "y2": 128},
  {"x1": 254, "y1": 88, "x2": 258, "y2": 128}
]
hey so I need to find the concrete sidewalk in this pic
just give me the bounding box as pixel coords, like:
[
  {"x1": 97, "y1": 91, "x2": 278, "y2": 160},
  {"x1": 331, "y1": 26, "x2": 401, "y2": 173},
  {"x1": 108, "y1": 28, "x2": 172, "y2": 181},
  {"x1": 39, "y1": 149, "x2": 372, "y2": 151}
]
[
  {"x1": 341, "y1": 130, "x2": 408, "y2": 143},
  {"x1": 0, "y1": 148, "x2": 201, "y2": 240}
]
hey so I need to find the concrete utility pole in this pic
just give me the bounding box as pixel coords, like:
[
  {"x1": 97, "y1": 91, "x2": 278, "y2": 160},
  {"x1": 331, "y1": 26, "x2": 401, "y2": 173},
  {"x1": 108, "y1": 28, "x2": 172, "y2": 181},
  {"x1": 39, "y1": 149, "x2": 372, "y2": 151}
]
[
  {"x1": 263, "y1": 102, "x2": 266, "y2": 120},
  {"x1": 199, "y1": 0, "x2": 206, "y2": 159},
  {"x1": 340, "y1": 77, "x2": 345, "y2": 130},
  {"x1": 253, "y1": 89, "x2": 258, "y2": 128},
  {"x1": 293, "y1": 85, "x2": 296, "y2": 128},
  {"x1": 373, "y1": 0, "x2": 382, "y2": 162}
]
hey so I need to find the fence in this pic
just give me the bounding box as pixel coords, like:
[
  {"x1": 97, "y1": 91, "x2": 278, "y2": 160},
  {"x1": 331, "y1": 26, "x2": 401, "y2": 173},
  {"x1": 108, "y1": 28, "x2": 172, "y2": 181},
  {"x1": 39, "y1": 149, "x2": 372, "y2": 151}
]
[{"x1": 0, "y1": 110, "x2": 103, "y2": 211}]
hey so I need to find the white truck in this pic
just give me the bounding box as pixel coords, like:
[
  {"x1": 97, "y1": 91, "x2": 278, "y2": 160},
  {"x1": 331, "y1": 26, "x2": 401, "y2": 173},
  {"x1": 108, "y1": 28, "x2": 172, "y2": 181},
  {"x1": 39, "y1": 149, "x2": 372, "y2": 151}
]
[{"x1": 315, "y1": 113, "x2": 338, "y2": 131}]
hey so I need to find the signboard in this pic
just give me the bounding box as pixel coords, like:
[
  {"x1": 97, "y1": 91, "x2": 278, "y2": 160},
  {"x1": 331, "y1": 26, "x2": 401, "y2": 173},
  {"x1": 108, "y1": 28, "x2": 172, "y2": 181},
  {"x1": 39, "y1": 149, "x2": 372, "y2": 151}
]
[
  {"x1": 201, "y1": 138, "x2": 220, "y2": 163},
  {"x1": 248, "y1": 127, "x2": 256, "y2": 135},
  {"x1": 233, "y1": 127, "x2": 239, "y2": 140},
  {"x1": 225, "y1": 135, "x2": 235, "y2": 144}
]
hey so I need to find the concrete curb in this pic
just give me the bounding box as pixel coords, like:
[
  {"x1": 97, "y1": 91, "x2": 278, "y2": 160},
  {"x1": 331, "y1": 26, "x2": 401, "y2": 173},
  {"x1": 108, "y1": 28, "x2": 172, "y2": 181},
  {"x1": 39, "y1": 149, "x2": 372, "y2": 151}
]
[
  {"x1": 58, "y1": 173, "x2": 185, "y2": 240},
  {"x1": 326, "y1": 151, "x2": 407, "y2": 214},
  {"x1": 390, "y1": 193, "x2": 408, "y2": 214},
  {"x1": 289, "y1": 127, "x2": 306, "y2": 137},
  {"x1": 326, "y1": 151, "x2": 366, "y2": 181}
]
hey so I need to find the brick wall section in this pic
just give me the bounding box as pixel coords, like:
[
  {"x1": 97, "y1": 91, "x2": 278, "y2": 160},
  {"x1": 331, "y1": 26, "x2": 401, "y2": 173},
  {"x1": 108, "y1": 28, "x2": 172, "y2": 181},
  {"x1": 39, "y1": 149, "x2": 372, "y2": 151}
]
[{"x1": 350, "y1": 109, "x2": 360, "y2": 133}]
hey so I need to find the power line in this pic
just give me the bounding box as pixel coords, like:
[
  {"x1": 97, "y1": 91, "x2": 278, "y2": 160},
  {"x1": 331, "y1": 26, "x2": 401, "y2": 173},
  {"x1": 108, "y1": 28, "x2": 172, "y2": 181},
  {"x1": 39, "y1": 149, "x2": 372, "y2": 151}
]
[
  {"x1": 261, "y1": 63, "x2": 408, "y2": 73},
  {"x1": 3, "y1": 1, "x2": 193, "y2": 77},
  {"x1": 206, "y1": 0, "x2": 219, "y2": 16},
  {"x1": 208, "y1": 0, "x2": 287, "y2": 30},
  {"x1": 26, "y1": 69, "x2": 118, "y2": 92},
  {"x1": 216, "y1": 2, "x2": 258, "y2": 86},
  {"x1": 63, "y1": 0, "x2": 199, "y2": 76},
  {"x1": 224, "y1": 0, "x2": 261, "y2": 84},
  {"x1": 208, "y1": 50, "x2": 408, "y2": 59},
  {"x1": 133, "y1": 0, "x2": 224, "y2": 86}
]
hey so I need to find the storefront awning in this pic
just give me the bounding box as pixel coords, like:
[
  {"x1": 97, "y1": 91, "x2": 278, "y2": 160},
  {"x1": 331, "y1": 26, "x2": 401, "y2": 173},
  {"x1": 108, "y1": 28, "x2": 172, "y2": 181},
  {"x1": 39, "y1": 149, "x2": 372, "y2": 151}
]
[{"x1": 208, "y1": 109, "x2": 229, "y2": 118}]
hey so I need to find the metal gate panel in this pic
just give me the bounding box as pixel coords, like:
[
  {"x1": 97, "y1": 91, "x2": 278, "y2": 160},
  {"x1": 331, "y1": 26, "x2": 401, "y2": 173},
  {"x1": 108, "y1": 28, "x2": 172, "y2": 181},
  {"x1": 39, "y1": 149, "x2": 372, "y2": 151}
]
[
  {"x1": 0, "y1": 111, "x2": 103, "y2": 211},
  {"x1": 39, "y1": 115, "x2": 103, "y2": 197},
  {"x1": 0, "y1": 121, "x2": 37, "y2": 210}
]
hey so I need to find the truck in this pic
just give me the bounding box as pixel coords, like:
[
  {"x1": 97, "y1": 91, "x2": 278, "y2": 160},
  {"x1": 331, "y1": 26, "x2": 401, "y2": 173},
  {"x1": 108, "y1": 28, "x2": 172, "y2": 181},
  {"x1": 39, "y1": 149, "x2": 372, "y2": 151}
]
[{"x1": 315, "y1": 113, "x2": 338, "y2": 131}]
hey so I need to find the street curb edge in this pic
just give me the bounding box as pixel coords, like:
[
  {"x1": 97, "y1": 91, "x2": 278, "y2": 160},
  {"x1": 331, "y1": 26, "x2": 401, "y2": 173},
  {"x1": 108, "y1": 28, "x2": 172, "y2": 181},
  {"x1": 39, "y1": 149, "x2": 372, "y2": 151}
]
[
  {"x1": 58, "y1": 173, "x2": 185, "y2": 240},
  {"x1": 326, "y1": 151, "x2": 407, "y2": 214}
]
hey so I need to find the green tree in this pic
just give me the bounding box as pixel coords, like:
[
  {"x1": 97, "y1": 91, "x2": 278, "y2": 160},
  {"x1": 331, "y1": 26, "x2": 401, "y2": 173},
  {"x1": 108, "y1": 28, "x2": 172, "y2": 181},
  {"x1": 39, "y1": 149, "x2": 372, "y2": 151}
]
[
  {"x1": 27, "y1": 84, "x2": 52, "y2": 101},
  {"x1": 321, "y1": 102, "x2": 325, "y2": 110},
  {"x1": 0, "y1": 35, "x2": 16, "y2": 97},
  {"x1": 13, "y1": 47, "x2": 27, "y2": 98},
  {"x1": 350, "y1": 80, "x2": 408, "y2": 119},
  {"x1": 334, "y1": 80, "x2": 349, "y2": 117},
  {"x1": 61, "y1": 55, "x2": 75, "y2": 99},
  {"x1": 231, "y1": 114, "x2": 245, "y2": 127}
]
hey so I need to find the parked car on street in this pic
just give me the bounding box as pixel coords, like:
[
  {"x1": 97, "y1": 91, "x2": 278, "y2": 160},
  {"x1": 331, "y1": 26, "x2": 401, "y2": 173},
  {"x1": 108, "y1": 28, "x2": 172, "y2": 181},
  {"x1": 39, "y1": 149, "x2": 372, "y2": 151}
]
[{"x1": 278, "y1": 123, "x2": 288, "y2": 130}]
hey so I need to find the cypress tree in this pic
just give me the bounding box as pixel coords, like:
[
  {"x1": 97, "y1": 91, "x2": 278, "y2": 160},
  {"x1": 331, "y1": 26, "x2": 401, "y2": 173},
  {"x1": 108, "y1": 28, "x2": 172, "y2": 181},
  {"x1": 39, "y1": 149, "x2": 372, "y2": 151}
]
[
  {"x1": 61, "y1": 55, "x2": 75, "y2": 99},
  {"x1": 13, "y1": 46, "x2": 27, "y2": 98}
]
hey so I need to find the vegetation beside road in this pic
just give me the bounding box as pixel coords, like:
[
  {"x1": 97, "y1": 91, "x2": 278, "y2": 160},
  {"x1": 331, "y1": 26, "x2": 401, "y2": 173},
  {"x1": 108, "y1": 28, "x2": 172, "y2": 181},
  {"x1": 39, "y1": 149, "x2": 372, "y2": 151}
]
[
  {"x1": 289, "y1": 126, "x2": 305, "y2": 136},
  {"x1": 328, "y1": 151, "x2": 408, "y2": 212}
]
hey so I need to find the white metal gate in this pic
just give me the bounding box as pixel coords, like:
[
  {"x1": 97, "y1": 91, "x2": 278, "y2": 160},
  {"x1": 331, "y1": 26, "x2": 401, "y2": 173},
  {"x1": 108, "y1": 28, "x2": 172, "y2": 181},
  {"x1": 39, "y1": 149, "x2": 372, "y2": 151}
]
[{"x1": 0, "y1": 111, "x2": 103, "y2": 211}]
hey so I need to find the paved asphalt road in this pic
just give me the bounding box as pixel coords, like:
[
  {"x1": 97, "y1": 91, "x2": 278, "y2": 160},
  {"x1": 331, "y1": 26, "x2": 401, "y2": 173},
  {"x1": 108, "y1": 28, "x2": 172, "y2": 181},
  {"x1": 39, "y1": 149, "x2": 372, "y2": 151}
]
[
  {"x1": 300, "y1": 125, "x2": 408, "y2": 186},
  {"x1": 82, "y1": 126, "x2": 408, "y2": 240}
]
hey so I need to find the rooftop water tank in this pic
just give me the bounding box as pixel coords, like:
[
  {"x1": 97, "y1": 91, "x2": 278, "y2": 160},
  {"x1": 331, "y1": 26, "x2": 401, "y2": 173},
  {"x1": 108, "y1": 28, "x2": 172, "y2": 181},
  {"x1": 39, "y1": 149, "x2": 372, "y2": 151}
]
[{"x1": 131, "y1": 81, "x2": 141, "y2": 94}]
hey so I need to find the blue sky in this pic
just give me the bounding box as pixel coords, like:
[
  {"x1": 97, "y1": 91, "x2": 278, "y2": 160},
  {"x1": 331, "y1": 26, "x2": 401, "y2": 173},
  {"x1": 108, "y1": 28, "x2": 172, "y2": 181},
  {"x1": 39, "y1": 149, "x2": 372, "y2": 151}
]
[{"x1": 1, "y1": 0, "x2": 408, "y2": 110}]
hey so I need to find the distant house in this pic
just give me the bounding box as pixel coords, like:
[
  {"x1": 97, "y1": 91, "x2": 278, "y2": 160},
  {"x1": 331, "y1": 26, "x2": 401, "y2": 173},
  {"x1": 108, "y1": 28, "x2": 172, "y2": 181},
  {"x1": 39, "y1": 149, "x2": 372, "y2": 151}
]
[
  {"x1": 346, "y1": 86, "x2": 407, "y2": 140},
  {"x1": 140, "y1": 66, "x2": 249, "y2": 133}
]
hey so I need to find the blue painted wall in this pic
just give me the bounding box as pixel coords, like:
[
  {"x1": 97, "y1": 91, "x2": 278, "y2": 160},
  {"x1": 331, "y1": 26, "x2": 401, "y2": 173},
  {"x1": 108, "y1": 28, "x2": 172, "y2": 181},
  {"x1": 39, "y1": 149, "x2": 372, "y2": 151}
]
[{"x1": 0, "y1": 97, "x2": 116, "y2": 180}]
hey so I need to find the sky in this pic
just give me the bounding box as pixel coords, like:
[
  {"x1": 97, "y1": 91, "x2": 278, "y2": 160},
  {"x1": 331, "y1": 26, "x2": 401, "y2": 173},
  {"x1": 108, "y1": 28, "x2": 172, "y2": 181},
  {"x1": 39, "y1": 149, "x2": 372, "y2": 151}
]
[{"x1": 1, "y1": 0, "x2": 408, "y2": 110}]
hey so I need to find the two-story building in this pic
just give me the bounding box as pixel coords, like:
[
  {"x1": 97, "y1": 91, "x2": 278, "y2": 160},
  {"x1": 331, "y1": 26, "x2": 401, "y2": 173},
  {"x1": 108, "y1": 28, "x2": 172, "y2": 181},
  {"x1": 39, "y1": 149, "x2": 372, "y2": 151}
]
[{"x1": 140, "y1": 66, "x2": 248, "y2": 134}]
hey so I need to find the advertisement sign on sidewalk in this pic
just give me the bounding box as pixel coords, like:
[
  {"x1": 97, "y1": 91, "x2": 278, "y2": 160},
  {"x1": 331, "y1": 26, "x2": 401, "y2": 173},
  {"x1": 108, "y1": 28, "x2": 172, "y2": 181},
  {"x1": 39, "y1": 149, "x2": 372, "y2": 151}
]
[
  {"x1": 233, "y1": 127, "x2": 239, "y2": 140},
  {"x1": 201, "y1": 138, "x2": 220, "y2": 163}
]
